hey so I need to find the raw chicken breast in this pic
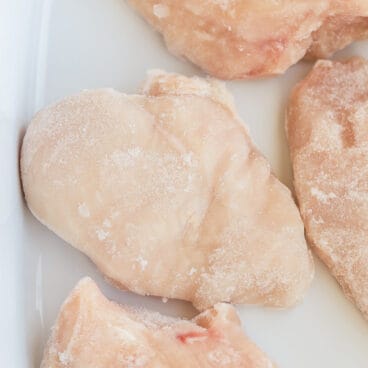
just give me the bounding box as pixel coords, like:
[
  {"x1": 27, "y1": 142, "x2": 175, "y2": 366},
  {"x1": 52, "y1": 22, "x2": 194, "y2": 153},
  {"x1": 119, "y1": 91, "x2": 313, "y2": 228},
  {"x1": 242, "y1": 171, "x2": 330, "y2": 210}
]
[
  {"x1": 128, "y1": 0, "x2": 368, "y2": 79},
  {"x1": 21, "y1": 71, "x2": 313, "y2": 310},
  {"x1": 41, "y1": 278, "x2": 276, "y2": 368},
  {"x1": 307, "y1": 1, "x2": 368, "y2": 58},
  {"x1": 287, "y1": 57, "x2": 368, "y2": 319}
]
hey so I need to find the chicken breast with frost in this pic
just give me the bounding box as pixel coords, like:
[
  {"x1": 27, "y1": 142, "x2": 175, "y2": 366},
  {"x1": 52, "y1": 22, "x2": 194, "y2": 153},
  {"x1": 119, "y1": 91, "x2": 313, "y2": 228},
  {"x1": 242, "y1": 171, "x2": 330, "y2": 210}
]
[
  {"x1": 287, "y1": 57, "x2": 368, "y2": 319},
  {"x1": 21, "y1": 70, "x2": 313, "y2": 310},
  {"x1": 307, "y1": 1, "x2": 368, "y2": 58},
  {"x1": 41, "y1": 278, "x2": 276, "y2": 368},
  {"x1": 128, "y1": 0, "x2": 368, "y2": 79}
]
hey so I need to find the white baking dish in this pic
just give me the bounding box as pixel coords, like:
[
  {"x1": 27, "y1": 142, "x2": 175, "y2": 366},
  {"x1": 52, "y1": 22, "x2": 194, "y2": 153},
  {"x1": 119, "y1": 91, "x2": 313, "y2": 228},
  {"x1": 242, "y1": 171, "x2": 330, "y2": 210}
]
[{"x1": 1, "y1": 0, "x2": 368, "y2": 366}]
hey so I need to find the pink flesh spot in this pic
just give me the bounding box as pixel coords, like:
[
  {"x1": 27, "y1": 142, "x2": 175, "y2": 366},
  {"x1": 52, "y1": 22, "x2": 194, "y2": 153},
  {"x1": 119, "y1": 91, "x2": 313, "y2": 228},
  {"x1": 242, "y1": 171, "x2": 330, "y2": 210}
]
[
  {"x1": 176, "y1": 328, "x2": 220, "y2": 344},
  {"x1": 177, "y1": 331, "x2": 209, "y2": 344}
]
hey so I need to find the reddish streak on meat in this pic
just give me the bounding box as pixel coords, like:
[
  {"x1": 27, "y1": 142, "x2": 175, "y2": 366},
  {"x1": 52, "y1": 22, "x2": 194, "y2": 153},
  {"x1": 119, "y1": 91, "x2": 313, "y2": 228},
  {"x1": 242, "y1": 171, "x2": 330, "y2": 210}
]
[
  {"x1": 177, "y1": 331, "x2": 209, "y2": 344},
  {"x1": 176, "y1": 328, "x2": 221, "y2": 344}
]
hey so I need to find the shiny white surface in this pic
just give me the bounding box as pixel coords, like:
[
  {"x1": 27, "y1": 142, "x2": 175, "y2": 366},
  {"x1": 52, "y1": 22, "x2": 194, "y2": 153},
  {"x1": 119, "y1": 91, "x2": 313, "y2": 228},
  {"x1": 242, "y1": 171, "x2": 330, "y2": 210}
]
[{"x1": 2, "y1": 0, "x2": 368, "y2": 366}]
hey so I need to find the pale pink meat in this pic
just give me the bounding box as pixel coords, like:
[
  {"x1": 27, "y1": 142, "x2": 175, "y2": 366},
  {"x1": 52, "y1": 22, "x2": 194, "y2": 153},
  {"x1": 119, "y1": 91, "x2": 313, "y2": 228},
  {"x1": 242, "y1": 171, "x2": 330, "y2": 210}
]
[
  {"x1": 307, "y1": 1, "x2": 368, "y2": 58},
  {"x1": 41, "y1": 278, "x2": 276, "y2": 368},
  {"x1": 128, "y1": 0, "x2": 368, "y2": 79},
  {"x1": 21, "y1": 71, "x2": 313, "y2": 311},
  {"x1": 287, "y1": 57, "x2": 368, "y2": 319}
]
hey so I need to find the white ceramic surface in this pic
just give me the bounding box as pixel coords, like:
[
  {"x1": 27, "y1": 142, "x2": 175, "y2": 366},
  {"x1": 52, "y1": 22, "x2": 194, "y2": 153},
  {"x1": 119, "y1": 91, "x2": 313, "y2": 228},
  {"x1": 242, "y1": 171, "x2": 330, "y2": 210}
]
[{"x1": 2, "y1": 0, "x2": 368, "y2": 366}]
